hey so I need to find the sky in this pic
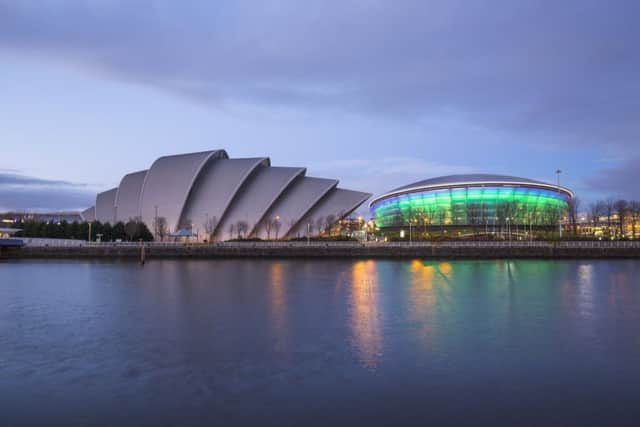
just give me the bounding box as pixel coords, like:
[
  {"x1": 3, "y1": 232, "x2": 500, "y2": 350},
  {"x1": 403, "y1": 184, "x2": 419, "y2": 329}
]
[{"x1": 1, "y1": 0, "x2": 639, "y2": 213}]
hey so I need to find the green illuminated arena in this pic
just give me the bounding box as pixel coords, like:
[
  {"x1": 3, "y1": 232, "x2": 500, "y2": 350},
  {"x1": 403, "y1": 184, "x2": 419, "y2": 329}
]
[{"x1": 369, "y1": 174, "x2": 573, "y2": 230}]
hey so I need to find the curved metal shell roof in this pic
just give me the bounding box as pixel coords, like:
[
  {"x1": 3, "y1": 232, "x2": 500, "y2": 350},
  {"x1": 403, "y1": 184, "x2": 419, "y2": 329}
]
[
  {"x1": 287, "y1": 188, "x2": 371, "y2": 238},
  {"x1": 371, "y1": 173, "x2": 574, "y2": 206},
  {"x1": 253, "y1": 176, "x2": 338, "y2": 239},
  {"x1": 114, "y1": 170, "x2": 147, "y2": 222},
  {"x1": 80, "y1": 206, "x2": 95, "y2": 222},
  {"x1": 180, "y1": 157, "x2": 269, "y2": 235},
  {"x1": 95, "y1": 188, "x2": 117, "y2": 223},
  {"x1": 139, "y1": 150, "x2": 228, "y2": 231},
  {"x1": 88, "y1": 149, "x2": 370, "y2": 239},
  {"x1": 217, "y1": 165, "x2": 306, "y2": 241}
]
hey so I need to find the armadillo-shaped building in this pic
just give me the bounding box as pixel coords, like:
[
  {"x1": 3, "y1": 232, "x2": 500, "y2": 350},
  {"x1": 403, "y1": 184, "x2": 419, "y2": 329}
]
[{"x1": 81, "y1": 150, "x2": 371, "y2": 240}]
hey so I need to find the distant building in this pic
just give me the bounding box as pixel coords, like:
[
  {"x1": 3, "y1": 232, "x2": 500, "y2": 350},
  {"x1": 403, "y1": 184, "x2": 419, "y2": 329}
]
[
  {"x1": 0, "y1": 212, "x2": 83, "y2": 224},
  {"x1": 82, "y1": 149, "x2": 371, "y2": 240}
]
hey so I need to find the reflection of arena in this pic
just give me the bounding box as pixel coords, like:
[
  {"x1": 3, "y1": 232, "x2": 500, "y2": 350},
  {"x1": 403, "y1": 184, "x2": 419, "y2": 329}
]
[{"x1": 369, "y1": 174, "x2": 573, "y2": 232}]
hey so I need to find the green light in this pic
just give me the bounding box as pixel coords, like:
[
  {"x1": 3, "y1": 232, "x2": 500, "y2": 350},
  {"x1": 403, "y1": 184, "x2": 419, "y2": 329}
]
[{"x1": 371, "y1": 186, "x2": 569, "y2": 228}]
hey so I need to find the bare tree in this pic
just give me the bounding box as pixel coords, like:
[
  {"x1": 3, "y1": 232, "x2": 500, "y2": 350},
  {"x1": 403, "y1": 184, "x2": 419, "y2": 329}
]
[
  {"x1": 324, "y1": 214, "x2": 337, "y2": 236},
  {"x1": 316, "y1": 217, "x2": 325, "y2": 236},
  {"x1": 236, "y1": 221, "x2": 249, "y2": 239},
  {"x1": 605, "y1": 198, "x2": 616, "y2": 237},
  {"x1": 202, "y1": 215, "x2": 218, "y2": 242},
  {"x1": 588, "y1": 201, "x2": 605, "y2": 235},
  {"x1": 228, "y1": 223, "x2": 235, "y2": 240},
  {"x1": 567, "y1": 197, "x2": 581, "y2": 235},
  {"x1": 629, "y1": 201, "x2": 640, "y2": 240},
  {"x1": 614, "y1": 199, "x2": 629, "y2": 238},
  {"x1": 273, "y1": 218, "x2": 282, "y2": 240},
  {"x1": 265, "y1": 219, "x2": 273, "y2": 240},
  {"x1": 153, "y1": 216, "x2": 168, "y2": 241}
]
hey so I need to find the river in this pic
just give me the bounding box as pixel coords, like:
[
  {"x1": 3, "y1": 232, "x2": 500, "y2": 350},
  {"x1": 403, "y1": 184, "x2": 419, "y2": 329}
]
[{"x1": 2, "y1": 259, "x2": 639, "y2": 426}]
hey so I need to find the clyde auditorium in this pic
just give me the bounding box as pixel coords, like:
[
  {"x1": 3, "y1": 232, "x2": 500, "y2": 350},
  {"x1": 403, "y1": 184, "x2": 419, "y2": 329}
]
[
  {"x1": 81, "y1": 150, "x2": 371, "y2": 240},
  {"x1": 370, "y1": 174, "x2": 573, "y2": 230}
]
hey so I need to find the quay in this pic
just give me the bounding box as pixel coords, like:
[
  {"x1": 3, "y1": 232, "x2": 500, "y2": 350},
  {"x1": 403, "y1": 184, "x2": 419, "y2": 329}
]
[{"x1": 3, "y1": 240, "x2": 640, "y2": 260}]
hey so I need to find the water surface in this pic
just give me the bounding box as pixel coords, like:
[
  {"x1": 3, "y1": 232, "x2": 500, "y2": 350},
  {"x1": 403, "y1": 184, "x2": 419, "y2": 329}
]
[{"x1": 2, "y1": 259, "x2": 640, "y2": 426}]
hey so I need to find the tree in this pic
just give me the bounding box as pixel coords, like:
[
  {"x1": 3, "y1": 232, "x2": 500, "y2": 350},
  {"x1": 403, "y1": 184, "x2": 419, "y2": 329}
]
[
  {"x1": 154, "y1": 216, "x2": 168, "y2": 241},
  {"x1": 69, "y1": 221, "x2": 80, "y2": 240},
  {"x1": 325, "y1": 214, "x2": 337, "y2": 236},
  {"x1": 137, "y1": 222, "x2": 154, "y2": 241},
  {"x1": 315, "y1": 217, "x2": 324, "y2": 236},
  {"x1": 236, "y1": 220, "x2": 249, "y2": 239},
  {"x1": 273, "y1": 218, "x2": 282, "y2": 239},
  {"x1": 125, "y1": 220, "x2": 139, "y2": 241},
  {"x1": 614, "y1": 199, "x2": 629, "y2": 238},
  {"x1": 228, "y1": 223, "x2": 235, "y2": 240},
  {"x1": 102, "y1": 222, "x2": 113, "y2": 242},
  {"x1": 124, "y1": 219, "x2": 153, "y2": 241},
  {"x1": 629, "y1": 201, "x2": 640, "y2": 240},
  {"x1": 202, "y1": 215, "x2": 218, "y2": 242},
  {"x1": 112, "y1": 222, "x2": 126, "y2": 241},
  {"x1": 604, "y1": 198, "x2": 616, "y2": 237},
  {"x1": 588, "y1": 201, "x2": 605, "y2": 233},
  {"x1": 567, "y1": 197, "x2": 581, "y2": 235}
]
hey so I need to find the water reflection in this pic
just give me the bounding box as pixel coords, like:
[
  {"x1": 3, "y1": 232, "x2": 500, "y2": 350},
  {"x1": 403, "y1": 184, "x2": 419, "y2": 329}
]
[
  {"x1": 408, "y1": 260, "x2": 437, "y2": 346},
  {"x1": 268, "y1": 262, "x2": 288, "y2": 354},
  {"x1": 349, "y1": 260, "x2": 382, "y2": 370}
]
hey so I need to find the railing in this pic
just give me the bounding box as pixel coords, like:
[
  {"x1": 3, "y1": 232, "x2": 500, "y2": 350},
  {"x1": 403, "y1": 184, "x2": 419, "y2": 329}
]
[
  {"x1": 22, "y1": 239, "x2": 640, "y2": 249},
  {"x1": 21, "y1": 238, "x2": 87, "y2": 247}
]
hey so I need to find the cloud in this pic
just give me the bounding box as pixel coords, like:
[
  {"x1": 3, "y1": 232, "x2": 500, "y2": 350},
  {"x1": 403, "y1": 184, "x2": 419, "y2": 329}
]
[
  {"x1": 0, "y1": 172, "x2": 94, "y2": 212},
  {"x1": 587, "y1": 156, "x2": 640, "y2": 200},
  {"x1": 1, "y1": 0, "x2": 639, "y2": 148},
  {"x1": 310, "y1": 157, "x2": 471, "y2": 212}
]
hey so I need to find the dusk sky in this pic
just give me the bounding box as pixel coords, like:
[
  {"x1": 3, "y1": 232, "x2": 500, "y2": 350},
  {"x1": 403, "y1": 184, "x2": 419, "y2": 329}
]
[{"x1": 1, "y1": 0, "x2": 639, "y2": 212}]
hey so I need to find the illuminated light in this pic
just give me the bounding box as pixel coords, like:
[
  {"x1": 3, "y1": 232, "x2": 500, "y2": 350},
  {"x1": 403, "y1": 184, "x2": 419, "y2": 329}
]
[
  {"x1": 370, "y1": 185, "x2": 570, "y2": 228},
  {"x1": 1, "y1": 219, "x2": 14, "y2": 223}
]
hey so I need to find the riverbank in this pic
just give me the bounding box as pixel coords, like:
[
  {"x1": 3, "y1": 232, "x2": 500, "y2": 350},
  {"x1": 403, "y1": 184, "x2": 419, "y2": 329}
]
[{"x1": 3, "y1": 241, "x2": 640, "y2": 259}]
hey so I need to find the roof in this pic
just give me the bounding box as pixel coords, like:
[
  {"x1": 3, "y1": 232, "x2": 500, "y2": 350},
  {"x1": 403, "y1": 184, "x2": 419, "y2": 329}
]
[{"x1": 371, "y1": 174, "x2": 574, "y2": 206}]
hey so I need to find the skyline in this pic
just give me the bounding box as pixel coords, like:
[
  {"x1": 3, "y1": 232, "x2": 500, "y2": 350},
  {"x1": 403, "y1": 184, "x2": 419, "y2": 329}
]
[{"x1": 2, "y1": 0, "x2": 639, "y2": 212}]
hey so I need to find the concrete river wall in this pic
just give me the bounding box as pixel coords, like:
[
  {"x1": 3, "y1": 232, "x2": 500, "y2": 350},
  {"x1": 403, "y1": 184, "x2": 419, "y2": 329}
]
[{"x1": 4, "y1": 241, "x2": 640, "y2": 259}]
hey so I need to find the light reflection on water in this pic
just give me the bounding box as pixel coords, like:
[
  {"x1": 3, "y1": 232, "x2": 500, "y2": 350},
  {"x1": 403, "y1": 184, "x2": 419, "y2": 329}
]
[
  {"x1": 2, "y1": 259, "x2": 640, "y2": 426},
  {"x1": 349, "y1": 260, "x2": 382, "y2": 370}
]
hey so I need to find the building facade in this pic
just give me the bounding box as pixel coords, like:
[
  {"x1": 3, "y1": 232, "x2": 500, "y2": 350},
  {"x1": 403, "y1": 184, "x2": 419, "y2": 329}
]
[
  {"x1": 81, "y1": 149, "x2": 371, "y2": 241},
  {"x1": 370, "y1": 174, "x2": 573, "y2": 231}
]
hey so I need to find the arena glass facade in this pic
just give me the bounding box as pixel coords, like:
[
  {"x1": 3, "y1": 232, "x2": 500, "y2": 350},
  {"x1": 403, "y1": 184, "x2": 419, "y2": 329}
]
[{"x1": 369, "y1": 175, "x2": 573, "y2": 230}]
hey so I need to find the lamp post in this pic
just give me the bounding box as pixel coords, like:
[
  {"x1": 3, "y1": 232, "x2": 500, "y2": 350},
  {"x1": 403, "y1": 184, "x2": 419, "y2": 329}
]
[{"x1": 556, "y1": 169, "x2": 563, "y2": 239}]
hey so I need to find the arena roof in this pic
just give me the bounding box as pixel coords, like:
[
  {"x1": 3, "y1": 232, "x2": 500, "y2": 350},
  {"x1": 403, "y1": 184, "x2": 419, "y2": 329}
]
[{"x1": 371, "y1": 174, "x2": 574, "y2": 207}]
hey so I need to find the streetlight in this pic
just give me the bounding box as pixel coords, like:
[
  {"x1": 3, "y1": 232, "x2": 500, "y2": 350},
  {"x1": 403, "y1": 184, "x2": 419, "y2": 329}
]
[
  {"x1": 556, "y1": 169, "x2": 563, "y2": 239},
  {"x1": 154, "y1": 205, "x2": 159, "y2": 239}
]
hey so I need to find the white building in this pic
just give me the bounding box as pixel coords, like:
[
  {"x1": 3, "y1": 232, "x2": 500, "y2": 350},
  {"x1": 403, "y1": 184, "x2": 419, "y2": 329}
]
[{"x1": 82, "y1": 150, "x2": 371, "y2": 240}]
